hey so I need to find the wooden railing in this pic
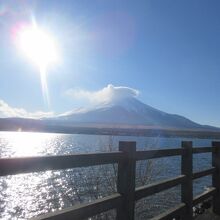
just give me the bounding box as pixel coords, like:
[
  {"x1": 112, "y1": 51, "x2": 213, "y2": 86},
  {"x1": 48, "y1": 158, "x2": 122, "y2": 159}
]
[{"x1": 0, "y1": 141, "x2": 220, "y2": 220}]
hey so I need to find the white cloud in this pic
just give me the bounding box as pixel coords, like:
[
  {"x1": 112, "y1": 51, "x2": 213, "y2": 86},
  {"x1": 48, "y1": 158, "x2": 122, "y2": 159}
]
[
  {"x1": 0, "y1": 100, "x2": 54, "y2": 118},
  {"x1": 65, "y1": 84, "x2": 139, "y2": 104}
]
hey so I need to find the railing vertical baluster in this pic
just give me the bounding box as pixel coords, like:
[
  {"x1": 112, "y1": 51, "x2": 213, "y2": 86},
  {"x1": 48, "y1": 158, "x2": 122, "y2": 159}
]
[
  {"x1": 181, "y1": 141, "x2": 193, "y2": 220},
  {"x1": 212, "y1": 141, "x2": 220, "y2": 215},
  {"x1": 116, "y1": 141, "x2": 136, "y2": 220}
]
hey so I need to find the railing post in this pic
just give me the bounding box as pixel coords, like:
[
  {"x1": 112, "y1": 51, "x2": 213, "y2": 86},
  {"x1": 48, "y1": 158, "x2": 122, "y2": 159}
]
[
  {"x1": 116, "y1": 141, "x2": 136, "y2": 220},
  {"x1": 181, "y1": 141, "x2": 193, "y2": 220},
  {"x1": 212, "y1": 141, "x2": 220, "y2": 215}
]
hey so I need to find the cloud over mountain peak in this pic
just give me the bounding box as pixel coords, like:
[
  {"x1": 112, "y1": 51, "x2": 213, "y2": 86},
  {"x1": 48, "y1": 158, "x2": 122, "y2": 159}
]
[{"x1": 65, "y1": 84, "x2": 139, "y2": 104}]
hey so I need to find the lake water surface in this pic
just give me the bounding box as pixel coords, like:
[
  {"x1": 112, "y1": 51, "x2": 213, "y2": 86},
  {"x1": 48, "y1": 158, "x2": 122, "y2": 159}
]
[{"x1": 0, "y1": 132, "x2": 215, "y2": 219}]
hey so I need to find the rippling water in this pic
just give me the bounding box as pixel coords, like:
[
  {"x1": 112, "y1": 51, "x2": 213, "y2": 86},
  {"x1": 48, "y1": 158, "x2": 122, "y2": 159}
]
[{"x1": 0, "y1": 132, "x2": 215, "y2": 219}]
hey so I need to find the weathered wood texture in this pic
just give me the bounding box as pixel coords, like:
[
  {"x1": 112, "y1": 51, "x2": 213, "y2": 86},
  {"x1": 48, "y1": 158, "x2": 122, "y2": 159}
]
[
  {"x1": 32, "y1": 193, "x2": 122, "y2": 220},
  {"x1": 193, "y1": 147, "x2": 212, "y2": 154},
  {"x1": 117, "y1": 141, "x2": 136, "y2": 220},
  {"x1": 135, "y1": 175, "x2": 185, "y2": 201},
  {"x1": 0, "y1": 152, "x2": 124, "y2": 176},
  {"x1": 135, "y1": 148, "x2": 184, "y2": 160},
  {"x1": 151, "y1": 203, "x2": 186, "y2": 220},
  {"x1": 181, "y1": 141, "x2": 193, "y2": 220},
  {"x1": 193, "y1": 167, "x2": 216, "y2": 179},
  {"x1": 193, "y1": 187, "x2": 217, "y2": 206},
  {"x1": 212, "y1": 141, "x2": 220, "y2": 215}
]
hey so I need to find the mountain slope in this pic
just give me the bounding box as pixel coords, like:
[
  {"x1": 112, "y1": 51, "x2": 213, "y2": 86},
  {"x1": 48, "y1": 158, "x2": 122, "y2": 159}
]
[{"x1": 53, "y1": 97, "x2": 214, "y2": 130}]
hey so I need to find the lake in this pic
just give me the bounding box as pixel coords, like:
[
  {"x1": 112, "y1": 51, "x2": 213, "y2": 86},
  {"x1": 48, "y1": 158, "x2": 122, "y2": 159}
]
[{"x1": 0, "y1": 132, "x2": 215, "y2": 219}]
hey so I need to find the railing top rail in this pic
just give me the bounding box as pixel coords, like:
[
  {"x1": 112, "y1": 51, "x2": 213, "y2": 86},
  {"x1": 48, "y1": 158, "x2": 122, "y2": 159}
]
[
  {"x1": 134, "y1": 146, "x2": 213, "y2": 161},
  {"x1": 0, "y1": 151, "x2": 124, "y2": 176},
  {"x1": 135, "y1": 148, "x2": 184, "y2": 160},
  {"x1": 0, "y1": 145, "x2": 215, "y2": 176},
  {"x1": 192, "y1": 147, "x2": 213, "y2": 154}
]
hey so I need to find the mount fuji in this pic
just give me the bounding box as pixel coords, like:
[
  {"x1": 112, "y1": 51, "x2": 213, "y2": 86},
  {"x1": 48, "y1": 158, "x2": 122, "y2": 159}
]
[
  {"x1": 51, "y1": 96, "x2": 216, "y2": 131},
  {"x1": 0, "y1": 94, "x2": 219, "y2": 137}
]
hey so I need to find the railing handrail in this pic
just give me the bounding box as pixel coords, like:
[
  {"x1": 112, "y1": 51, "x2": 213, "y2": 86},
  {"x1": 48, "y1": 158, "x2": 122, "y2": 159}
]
[
  {"x1": 0, "y1": 142, "x2": 219, "y2": 220},
  {"x1": 0, "y1": 146, "x2": 214, "y2": 176},
  {"x1": 0, "y1": 151, "x2": 124, "y2": 176}
]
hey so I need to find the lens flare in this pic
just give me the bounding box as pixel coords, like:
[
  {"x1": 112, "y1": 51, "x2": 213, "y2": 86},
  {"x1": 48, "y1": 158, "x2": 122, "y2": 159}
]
[
  {"x1": 40, "y1": 67, "x2": 50, "y2": 106},
  {"x1": 16, "y1": 22, "x2": 59, "y2": 106}
]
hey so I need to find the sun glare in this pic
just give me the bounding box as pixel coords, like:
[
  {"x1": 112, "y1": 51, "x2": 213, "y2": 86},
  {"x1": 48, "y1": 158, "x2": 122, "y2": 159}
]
[
  {"x1": 18, "y1": 24, "x2": 58, "y2": 70},
  {"x1": 17, "y1": 23, "x2": 59, "y2": 106},
  {"x1": 3, "y1": 132, "x2": 51, "y2": 156}
]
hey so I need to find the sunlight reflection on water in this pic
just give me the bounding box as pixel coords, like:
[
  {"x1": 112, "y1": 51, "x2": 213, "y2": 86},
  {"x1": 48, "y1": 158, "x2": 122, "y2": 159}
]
[
  {"x1": 0, "y1": 132, "x2": 59, "y2": 157},
  {"x1": 1, "y1": 171, "x2": 54, "y2": 219},
  {"x1": 0, "y1": 132, "x2": 62, "y2": 219},
  {"x1": 0, "y1": 132, "x2": 115, "y2": 219}
]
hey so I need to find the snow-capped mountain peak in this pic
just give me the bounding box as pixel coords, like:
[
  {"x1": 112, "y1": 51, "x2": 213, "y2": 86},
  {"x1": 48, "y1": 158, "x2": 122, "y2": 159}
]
[
  {"x1": 54, "y1": 96, "x2": 211, "y2": 130},
  {"x1": 96, "y1": 96, "x2": 158, "y2": 114}
]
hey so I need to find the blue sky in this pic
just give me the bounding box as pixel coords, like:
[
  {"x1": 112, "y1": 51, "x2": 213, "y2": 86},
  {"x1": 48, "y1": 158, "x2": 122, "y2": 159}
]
[{"x1": 0, "y1": 0, "x2": 220, "y2": 126}]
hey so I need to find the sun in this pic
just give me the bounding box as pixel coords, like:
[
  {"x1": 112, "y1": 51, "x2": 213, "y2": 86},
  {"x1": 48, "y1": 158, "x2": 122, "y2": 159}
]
[{"x1": 17, "y1": 23, "x2": 58, "y2": 71}]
